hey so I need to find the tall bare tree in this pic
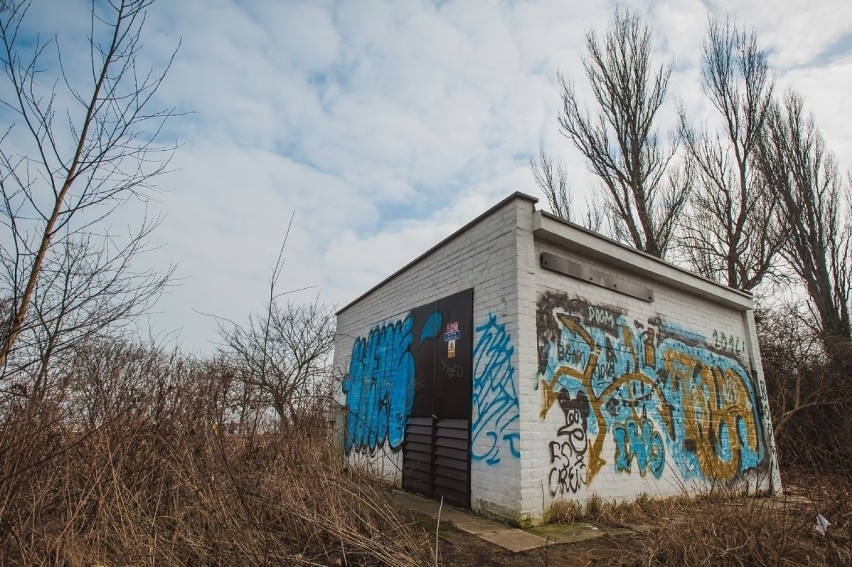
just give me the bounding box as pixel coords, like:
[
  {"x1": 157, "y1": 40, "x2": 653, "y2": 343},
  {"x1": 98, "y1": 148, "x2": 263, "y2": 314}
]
[
  {"x1": 757, "y1": 92, "x2": 851, "y2": 350},
  {"x1": 0, "y1": 0, "x2": 176, "y2": 379},
  {"x1": 678, "y1": 18, "x2": 785, "y2": 291},
  {"x1": 529, "y1": 149, "x2": 605, "y2": 230},
  {"x1": 556, "y1": 8, "x2": 688, "y2": 258}
]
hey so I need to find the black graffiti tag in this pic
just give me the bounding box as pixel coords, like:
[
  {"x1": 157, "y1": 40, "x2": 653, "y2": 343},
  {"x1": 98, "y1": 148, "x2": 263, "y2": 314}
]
[{"x1": 548, "y1": 390, "x2": 590, "y2": 496}]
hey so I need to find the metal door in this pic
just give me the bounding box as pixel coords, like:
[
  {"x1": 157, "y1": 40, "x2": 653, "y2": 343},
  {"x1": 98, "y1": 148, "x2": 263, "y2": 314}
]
[{"x1": 402, "y1": 289, "x2": 473, "y2": 509}]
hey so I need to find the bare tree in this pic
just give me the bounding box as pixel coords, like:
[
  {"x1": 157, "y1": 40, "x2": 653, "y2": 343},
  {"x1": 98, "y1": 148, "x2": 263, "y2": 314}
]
[
  {"x1": 221, "y1": 298, "x2": 336, "y2": 428},
  {"x1": 0, "y1": 0, "x2": 176, "y2": 379},
  {"x1": 757, "y1": 92, "x2": 851, "y2": 351},
  {"x1": 678, "y1": 18, "x2": 785, "y2": 291},
  {"x1": 530, "y1": 150, "x2": 572, "y2": 220},
  {"x1": 530, "y1": 149, "x2": 605, "y2": 230},
  {"x1": 218, "y1": 221, "x2": 336, "y2": 428},
  {"x1": 556, "y1": 8, "x2": 688, "y2": 257}
]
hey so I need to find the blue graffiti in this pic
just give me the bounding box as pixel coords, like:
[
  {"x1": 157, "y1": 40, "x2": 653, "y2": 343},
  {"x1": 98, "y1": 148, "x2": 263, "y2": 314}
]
[
  {"x1": 538, "y1": 293, "x2": 766, "y2": 484},
  {"x1": 343, "y1": 316, "x2": 414, "y2": 454},
  {"x1": 613, "y1": 416, "x2": 665, "y2": 478},
  {"x1": 420, "y1": 310, "x2": 442, "y2": 343},
  {"x1": 472, "y1": 314, "x2": 520, "y2": 465}
]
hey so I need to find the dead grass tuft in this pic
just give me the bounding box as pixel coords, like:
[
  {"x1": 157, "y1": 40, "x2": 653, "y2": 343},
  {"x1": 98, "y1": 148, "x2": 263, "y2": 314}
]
[
  {"x1": 548, "y1": 492, "x2": 688, "y2": 527},
  {"x1": 548, "y1": 481, "x2": 851, "y2": 567}
]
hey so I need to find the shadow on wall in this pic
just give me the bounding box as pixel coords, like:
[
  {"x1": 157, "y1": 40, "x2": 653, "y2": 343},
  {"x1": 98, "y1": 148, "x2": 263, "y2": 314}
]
[{"x1": 537, "y1": 291, "x2": 767, "y2": 498}]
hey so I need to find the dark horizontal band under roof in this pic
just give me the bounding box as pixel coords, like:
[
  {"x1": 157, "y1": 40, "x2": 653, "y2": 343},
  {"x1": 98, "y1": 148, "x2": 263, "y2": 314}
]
[{"x1": 536, "y1": 209, "x2": 753, "y2": 302}]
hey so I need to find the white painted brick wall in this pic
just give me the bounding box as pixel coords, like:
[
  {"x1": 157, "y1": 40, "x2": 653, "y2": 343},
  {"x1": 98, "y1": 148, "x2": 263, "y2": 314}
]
[
  {"x1": 519, "y1": 229, "x2": 780, "y2": 524},
  {"x1": 334, "y1": 196, "x2": 533, "y2": 520}
]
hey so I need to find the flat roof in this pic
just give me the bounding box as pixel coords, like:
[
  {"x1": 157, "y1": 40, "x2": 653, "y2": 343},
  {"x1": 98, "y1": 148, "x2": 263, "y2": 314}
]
[
  {"x1": 337, "y1": 192, "x2": 753, "y2": 315},
  {"x1": 534, "y1": 210, "x2": 753, "y2": 310}
]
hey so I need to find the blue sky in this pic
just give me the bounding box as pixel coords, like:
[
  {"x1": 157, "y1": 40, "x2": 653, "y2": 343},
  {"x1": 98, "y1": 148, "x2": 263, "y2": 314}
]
[{"x1": 4, "y1": 0, "x2": 851, "y2": 351}]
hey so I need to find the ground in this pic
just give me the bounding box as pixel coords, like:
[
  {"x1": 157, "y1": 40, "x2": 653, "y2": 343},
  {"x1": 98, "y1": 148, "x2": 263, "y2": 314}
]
[
  {"x1": 431, "y1": 522, "x2": 646, "y2": 567},
  {"x1": 390, "y1": 474, "x2": 852, "y2": 567}
]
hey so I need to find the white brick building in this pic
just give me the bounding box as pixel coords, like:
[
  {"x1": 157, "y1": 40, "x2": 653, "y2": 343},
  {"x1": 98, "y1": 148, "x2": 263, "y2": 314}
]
[{"x1": 333, "y1": 193, "x2": 782, "y2": 526}]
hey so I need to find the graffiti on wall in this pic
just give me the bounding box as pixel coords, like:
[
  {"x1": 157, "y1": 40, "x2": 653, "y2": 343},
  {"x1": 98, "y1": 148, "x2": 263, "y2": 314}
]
[
  {"x1": 537, "y1": 292, "x2": 766, "y2": 488},
  {"x1": 344, "y1": 307, "x2": 518, "y2": 465},
  {"x1": 613, "y1": 416, "x2": 665, "y2": 478},
  {"x1": 548, "y1": 389, "x2": 589, "y2": 496},
  {"x1": 712, "y1": 330, "x2": 743, "y2": 356},
  {"x1": 472, "y1": 314, "x2": 520, "y2": 465},
  {"x1": 342, "y1": 316, "x2": 415, "y2": 454}
]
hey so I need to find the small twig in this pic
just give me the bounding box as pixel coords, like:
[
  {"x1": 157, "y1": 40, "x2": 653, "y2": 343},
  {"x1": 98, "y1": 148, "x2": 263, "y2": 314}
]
[{"x1": 435, "y1": 495, "x2": 443, "y2": 566}]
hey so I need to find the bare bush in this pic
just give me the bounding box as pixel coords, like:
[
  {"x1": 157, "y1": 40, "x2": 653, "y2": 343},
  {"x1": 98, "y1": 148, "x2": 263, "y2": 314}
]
[
  {"x1": 756, "y1": 303, "x2": 852, "y2": 472},
  {"x1": 220, "y1": 296, "x2": 336, "y2": 430},
  {"x1": 0, "y1": 338, "x2": 432, "y2": 566}
]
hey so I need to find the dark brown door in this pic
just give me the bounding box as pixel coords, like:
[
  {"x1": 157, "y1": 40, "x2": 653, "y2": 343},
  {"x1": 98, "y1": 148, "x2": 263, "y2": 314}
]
[{"x1": 403, "y1": 289, "x2": 473, "y2": 508}]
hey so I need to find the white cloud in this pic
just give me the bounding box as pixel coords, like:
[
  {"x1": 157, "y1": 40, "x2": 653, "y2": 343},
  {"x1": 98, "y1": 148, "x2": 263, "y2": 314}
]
[{"x1": 5, "y1": 0, "x2": 849, "y2": 351}]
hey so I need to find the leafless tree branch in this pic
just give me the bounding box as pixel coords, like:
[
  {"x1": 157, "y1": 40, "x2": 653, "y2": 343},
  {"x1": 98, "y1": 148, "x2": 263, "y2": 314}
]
[
  {"x1": 555, "y1": 8, "x2": 685, "y2": 257},
  {"x1": 678, "y1": 17, "x2": 785, "y2": 291},
  {"x1": 0, "y1": 0, "x2": 178, "y2": 377},
  {"x1": 757, "y1": 91, "x2": 851, "y2": 353}
]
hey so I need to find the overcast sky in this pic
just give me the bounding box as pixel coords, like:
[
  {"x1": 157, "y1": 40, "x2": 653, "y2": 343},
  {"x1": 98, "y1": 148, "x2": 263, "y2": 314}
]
[{"x1": 6, "y1": 0, "x2": 851, "y2": 352}]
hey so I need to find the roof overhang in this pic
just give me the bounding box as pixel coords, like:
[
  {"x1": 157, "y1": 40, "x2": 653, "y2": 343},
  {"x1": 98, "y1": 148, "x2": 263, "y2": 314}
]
[{"x1": 533, "y1": 210, "x2": 753, "y2": 311}]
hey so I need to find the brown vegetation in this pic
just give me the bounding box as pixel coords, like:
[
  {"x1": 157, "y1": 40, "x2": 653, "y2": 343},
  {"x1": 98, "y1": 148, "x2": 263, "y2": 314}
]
[
  {"x1": 757, "y1": 303, "x2": 852, "y2": 472},
  {"x1": 0, "y1": 340, "x2": 432, "y2": 566},
  {"x1": 546, "y1": 479, "x2": 851, "y2": 567},
  {"x1": 1, "y1": 2, "x2": 849, "y2": 566}
]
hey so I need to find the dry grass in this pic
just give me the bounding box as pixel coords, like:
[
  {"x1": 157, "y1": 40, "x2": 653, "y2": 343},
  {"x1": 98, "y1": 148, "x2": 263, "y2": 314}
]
[
  {"x1": 0, "y1": 340, "x2": 433, "y2": 566},
  {"x1": 3, "y1": 331, "x2": 850, "y2": 566},
  {"x1": 637, "y1": 486, "x2": 851, "y2": 566},
  {"x1": 548, "y1": 492, "x2": 688, "y2": 526},
  {"x1": 548, "y1": 479, "x2": 851, "y2": 567}
]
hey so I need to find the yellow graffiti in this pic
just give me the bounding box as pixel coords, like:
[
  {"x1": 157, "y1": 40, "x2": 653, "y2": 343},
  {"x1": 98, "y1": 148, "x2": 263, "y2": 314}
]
[
  {"x1": 541, "y1": 315, "x2": 671, "y2": 482},
  {"x1": 541, "y1": 312, "x2": 761, "y2": 485},
  {"x1": 620, "y1": 324, "x2": 637, "y2": 365},
  {"x1": 663, "y1": 352, "x2": 759, "y2": 482},
  {"x1": 643, "y1": 328, "x2": 655, "y2": 369}
]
